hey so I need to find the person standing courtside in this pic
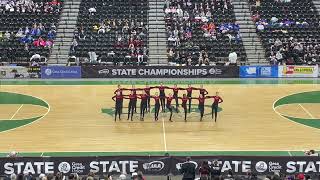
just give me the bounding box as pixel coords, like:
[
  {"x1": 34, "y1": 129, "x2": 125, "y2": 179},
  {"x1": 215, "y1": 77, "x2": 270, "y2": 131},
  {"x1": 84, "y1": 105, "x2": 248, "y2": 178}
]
[{"x1": 180, "y1": 157, "x2": 196, "y2": 180}]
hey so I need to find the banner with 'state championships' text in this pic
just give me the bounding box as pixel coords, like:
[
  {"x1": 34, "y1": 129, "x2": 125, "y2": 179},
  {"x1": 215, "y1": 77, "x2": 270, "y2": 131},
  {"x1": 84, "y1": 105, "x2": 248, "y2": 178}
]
[
  {"x1": 278, "y1": 65, "x2": 318, "y2": 78},
  {"x1": 0, "y1": 66, "x2": 41, "y2": 79},
  {"x1": 0, "y1": 156, "x2": 319, "y2": 176},
  {"x1": 81, "y1": 66, "x2": 239, "y2": 78}
]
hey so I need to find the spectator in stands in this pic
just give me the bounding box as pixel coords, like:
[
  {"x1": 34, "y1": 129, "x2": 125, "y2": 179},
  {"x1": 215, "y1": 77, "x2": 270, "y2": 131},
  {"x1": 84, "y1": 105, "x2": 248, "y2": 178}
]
[
  {"x1": 180, "y1": 157, "x2": 196, "y2": 180},
  {"x1": 4, "y1": 31, "x2": 11, "y2": 40},
  {"x1": 199, "y1": 161, "x2": 210, "y2": 180},
  {"x1": 88, "y1": 7, "x2": 96, "y2": 15}
]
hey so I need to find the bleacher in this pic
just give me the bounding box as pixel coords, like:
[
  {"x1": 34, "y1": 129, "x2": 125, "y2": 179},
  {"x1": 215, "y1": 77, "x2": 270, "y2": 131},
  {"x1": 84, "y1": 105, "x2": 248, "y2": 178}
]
[
  {"x1": 72, "y1": 0, "x2": 149, "y2": 66},
  {"x1": 164, "y1": 0, "x2": 247, "y2": 65},
  {"x1": 250, "y1": 0, "x2": 320, "y2": 65},
  {"x1": 0, "y1": 0, "x2": 63, "y2": 65}
]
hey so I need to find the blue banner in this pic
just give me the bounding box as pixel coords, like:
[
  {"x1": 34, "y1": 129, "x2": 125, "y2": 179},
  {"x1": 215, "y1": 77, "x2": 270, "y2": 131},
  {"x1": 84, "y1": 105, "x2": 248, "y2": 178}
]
[
  {"x1": 41, "y1": 66, "x2": 81, "y2": 79},
  {"x1": 240, "y1": 66, "x2": 278, "y2": 78}
]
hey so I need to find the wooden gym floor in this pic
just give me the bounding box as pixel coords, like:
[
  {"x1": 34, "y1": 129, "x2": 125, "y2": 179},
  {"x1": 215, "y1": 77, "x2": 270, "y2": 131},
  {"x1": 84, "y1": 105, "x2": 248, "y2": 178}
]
[{"x1": 0, "y1": 79, "x2": 319, "y2": 156}]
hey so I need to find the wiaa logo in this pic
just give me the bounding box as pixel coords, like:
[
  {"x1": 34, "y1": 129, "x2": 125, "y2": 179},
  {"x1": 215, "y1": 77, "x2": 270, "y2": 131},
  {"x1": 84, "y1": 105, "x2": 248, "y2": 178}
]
[
  {"x1": 58, "y1": 162, "x2": 71, "y2": 173},
  {"x1": 143, "y1": 161, "x2": 164, "y2": 171},
  {"x1": 255, "y1": 161, "x2": 268, "y2": 173},
  {"x1": 176, "y1": 161, "x2": 198, "y2": 170}
]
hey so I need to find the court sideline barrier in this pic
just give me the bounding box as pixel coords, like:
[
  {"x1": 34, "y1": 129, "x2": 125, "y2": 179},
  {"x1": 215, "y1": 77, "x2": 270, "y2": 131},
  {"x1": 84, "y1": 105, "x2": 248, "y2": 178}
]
[
  {"x1": 240, "y1": 65, "x2": 319, "y2": 78},
  {"x1": 81, "y1": 66, "x2": 240, "y2": 78},
  {"x1": 1, "y1": 156, "x2": 319, "y2": 176}
]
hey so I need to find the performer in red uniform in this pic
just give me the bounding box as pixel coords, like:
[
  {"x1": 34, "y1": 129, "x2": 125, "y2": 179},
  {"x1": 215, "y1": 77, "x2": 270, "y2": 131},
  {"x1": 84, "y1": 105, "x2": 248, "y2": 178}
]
[
  {"x1": 178, "y1": 94, "x2": 190, "y2": 121},
  {"x1": 137, "y1": 91, "x2": 149, "y2": 121},
  {"x1": 114, "y1": 84, "x2": 128, "y2": 115},
  {"x1": 166, "y1": 93, "x2": 174, "y2": 122},
  {"x1": 112, "y1": 91, "x2": 125, "y2": 122},
  {"x1": 142, "y1": 84, "x2": 155, "y2": 113},
  {"x1": 186, "y1": 84, "x2": 197, "y2": 113},
  {"x1": 197, "y1": 84, "x2": 208, "y2": 97},
  {"x1": 207, "y1": 92, "x2": 223, "y2": 122},
  {"x1": 150, "y1": 92, "x2": 160, "y2": 121},
  {"x1": 124, "y1": 90, "x2": 137, "y2": 121},
  {"x1": 169, "y1": 84, "x2": 184, "y2": 112},
  {"x1": 155, "y1": 83, "x2": 169, "y2": 112},
  {"x1": 191, "y1": 94, "x2": 210, "y2": 121}
]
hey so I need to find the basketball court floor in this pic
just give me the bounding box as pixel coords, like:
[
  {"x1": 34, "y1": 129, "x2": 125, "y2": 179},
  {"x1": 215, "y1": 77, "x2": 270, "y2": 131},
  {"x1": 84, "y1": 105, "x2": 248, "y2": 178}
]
[{"x1": 0, "y1": 79, "x2": 319, "y2": 156}]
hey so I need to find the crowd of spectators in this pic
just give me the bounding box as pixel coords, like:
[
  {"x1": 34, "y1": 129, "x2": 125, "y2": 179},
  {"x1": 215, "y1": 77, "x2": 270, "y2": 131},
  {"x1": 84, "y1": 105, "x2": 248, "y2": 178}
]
[
  {"x1": 0, "y1": 0, "x2": 61, "y2": 14},
  {"x1": 0, "y1": 0, "x2": 62, "y2": 63},
  {"x1": 249, "y1": 0, "x2": 320, "y2": 65},
  {"x1": 164, "y1": 0, "x2": 243, "y2": 65},
  {"x1": 71, "y1": 0, "x2": 149, "y2": 66}
]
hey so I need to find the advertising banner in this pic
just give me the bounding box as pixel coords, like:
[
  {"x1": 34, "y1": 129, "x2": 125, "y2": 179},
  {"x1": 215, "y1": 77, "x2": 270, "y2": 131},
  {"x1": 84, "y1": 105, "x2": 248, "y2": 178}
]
[
  {"x1": 81, "y1": 66, "x2": 239, "y2": 78},
  {"x1": 41, "y1": 66, "x2": 81, "y2": 79},
  {"x1": 0, "y1": 156, "x2": 319, "y2": 176},
  {"x1": 0, "y1": 66, "x2": 41, "y2": 79},
  {"x1": 278, "y1": 65, "x2": 318, "y2": 78},
  {"x1": 240, "y1": 66, "x2": 278, "y2": 78}
]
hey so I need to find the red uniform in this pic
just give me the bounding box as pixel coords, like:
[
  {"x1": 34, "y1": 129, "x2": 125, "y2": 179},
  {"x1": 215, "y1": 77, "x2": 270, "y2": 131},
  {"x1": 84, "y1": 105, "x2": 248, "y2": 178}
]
[{"x1": 166, "y1": 96, "x2": 174, "y2": 106}]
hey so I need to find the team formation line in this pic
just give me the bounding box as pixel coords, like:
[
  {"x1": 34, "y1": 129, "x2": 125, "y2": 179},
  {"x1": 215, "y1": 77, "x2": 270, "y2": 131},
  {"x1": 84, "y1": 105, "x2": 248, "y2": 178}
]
[{"x1": 112, "y1": 84, "x2": 223, "y2": 122}]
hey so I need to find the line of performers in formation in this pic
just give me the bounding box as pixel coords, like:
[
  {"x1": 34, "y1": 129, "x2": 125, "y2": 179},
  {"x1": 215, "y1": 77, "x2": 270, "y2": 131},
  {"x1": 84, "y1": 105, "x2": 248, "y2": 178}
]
[{"x1": 112, "y1": 83, "x2": 223, "y2": 122}]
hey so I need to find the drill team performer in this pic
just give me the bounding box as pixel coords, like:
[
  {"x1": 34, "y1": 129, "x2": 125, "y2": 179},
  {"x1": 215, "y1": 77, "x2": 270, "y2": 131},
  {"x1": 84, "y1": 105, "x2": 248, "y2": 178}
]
[
  {"x1": 207, "y1": 92, "x2": 223, "y2": 122},
  {"x1": 124, "y1": 90, "x2": 137, "y2": 121},
  {"x1": 137, "y1": 91, "x2": 149, "y2": 121},
  {"x1": 112, "y1": 91, "x2": 125, "y2": 122},
  {"x1": 169, "y1": 84, "x2": 184, "y2": 112},
  {"x1": 178, "y1": 94, "x2": 190, "y2": 121},
  {"x1": 166, "y1": 93, "x2": 174, "y2": 122},
  {"x1": 150, "y1": 92, "x2": 160, "y2": 121},
  {"x1": 155, "y1": 83, "x2": 169, "y2": 112}
]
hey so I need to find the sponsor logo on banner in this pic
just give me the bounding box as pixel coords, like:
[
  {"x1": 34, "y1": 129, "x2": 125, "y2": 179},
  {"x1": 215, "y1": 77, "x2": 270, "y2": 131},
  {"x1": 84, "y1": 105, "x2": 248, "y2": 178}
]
[
  {"x1": 278, "y1": 65, "x2": 318, "y2": 78},
  {"x1": 41, "y1": 66, "x2": 81, "y2": 79},
  {"x1": 58, "y1": 162, "x2": 71, "y2": 173},
  {"x1": 240, "y1": 66, "x2": 278, "y2": 78},
  {"x1": 82, "y1": 66, "x2": 239, "y2": 78},
  {"x1": 255, "y1": 161, "x2": 268, "y2": 172},
  {"x1": 260, "y1": 66, "x2": 272, "y2": 77},
  {"x1": 175, "y1": 161, "x2": 198, "y2": 170},
  {"x1": 246, "y1": 67, "x2": 257, "y2": 75},
  {"x1": 268, "y1": 162, "x2": 282, "y2": 173},
  {"x1": 0, "y1": 66, "x2": 41, "y2": 79},
  {"x1": 143, "y1": 161, "x2": 165, "y2": 171}
]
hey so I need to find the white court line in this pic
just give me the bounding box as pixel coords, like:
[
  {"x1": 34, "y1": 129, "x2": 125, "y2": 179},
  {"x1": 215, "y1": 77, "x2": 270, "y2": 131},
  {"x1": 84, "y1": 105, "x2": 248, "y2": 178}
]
[
  {"x1": 299, "y1": 104, "x2": 315, "y2": 119},
  {"x1": 161, "y1": 114, "x2": 168, "y2": 152},
  {"x1": 10, "y1": 105, "x2": 23, "y2": 120}
]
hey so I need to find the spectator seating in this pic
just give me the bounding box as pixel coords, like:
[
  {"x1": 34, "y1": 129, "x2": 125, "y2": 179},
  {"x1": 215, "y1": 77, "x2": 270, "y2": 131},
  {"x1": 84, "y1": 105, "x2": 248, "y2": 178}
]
[
  {"x1": 164, "y1": 0, "x2": 246, "y2": 65},
  {"x1": 0, "y1": 0, "x2": 63, "y2": 65},
  {"x1": 250, "y1": 0, "x2": 320, "y2": 65},
  {"x1": 72, "y1": 0, "x2": 149, "y2": 66}
]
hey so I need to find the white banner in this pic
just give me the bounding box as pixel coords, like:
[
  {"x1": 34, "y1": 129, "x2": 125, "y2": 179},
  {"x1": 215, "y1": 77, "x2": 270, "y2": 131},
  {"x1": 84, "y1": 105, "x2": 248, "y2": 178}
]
[{"x1": 278, "y1": 65, "x2": 318, "y2": 78}]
